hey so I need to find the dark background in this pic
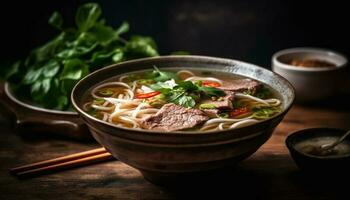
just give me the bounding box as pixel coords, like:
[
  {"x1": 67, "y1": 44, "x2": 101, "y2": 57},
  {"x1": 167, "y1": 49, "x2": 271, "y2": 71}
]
[{"x1": 0, "y1": 0, "x2": 349, "y2": 68}]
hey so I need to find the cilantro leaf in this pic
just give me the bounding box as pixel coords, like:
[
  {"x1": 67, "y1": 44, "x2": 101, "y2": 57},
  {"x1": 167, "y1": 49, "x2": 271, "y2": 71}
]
[
  {"x1": 48, "y1": 11, "x2": 63, "y2": 30},
  {"x1": 199, "y1": 86, "x2": 226, "y2": 97},
  {"x1": 145, "y1": 66, "x2": 178, "y2": 82},
  {"x1": 75, "y1": 3, "x2": 101, "y2": 32},
  {"x1": 175, "y1": 95, "x2": 196, "y2": 108}
]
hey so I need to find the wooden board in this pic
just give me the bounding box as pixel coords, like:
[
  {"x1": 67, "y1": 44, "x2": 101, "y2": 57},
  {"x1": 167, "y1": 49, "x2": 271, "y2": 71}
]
[{"x1": 0, "y1": 104, "x2": 350, "y2": 200}]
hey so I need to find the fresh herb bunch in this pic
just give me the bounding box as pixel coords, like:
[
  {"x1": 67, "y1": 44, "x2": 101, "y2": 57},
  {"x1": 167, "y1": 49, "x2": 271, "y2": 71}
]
[{"x1": 5, "y1": 3, "x2": 159, "y2": 110}]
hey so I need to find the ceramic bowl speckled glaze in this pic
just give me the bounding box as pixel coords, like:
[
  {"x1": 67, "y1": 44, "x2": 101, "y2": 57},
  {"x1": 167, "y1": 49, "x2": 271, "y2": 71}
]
[
  {"x1": 272, "y1": 47, "x2": 348, "y2": 103},
  {"x1": 71, "y1": 55, "x2": 295, "y2": 184}
]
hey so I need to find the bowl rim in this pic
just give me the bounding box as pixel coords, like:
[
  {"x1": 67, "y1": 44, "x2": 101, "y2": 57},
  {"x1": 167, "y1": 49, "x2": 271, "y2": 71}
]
[
  {"x1": 71, "y1": 55, "x2": 295, "y2": 136},
  {"x1": 285, "y1": 127, "x2": 350, "y2": 159},
  {"x1": 4, "y1": 82, "x2": 77, "y2": 115},
  {"x1": 272, "y1": 47, "x2": 348, "y2": 72}
]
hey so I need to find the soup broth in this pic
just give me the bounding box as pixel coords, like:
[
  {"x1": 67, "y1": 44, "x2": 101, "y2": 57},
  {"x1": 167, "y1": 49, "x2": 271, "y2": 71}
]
[{"x1": 83, "y1": 67, "x2": 282, "y2": 132}]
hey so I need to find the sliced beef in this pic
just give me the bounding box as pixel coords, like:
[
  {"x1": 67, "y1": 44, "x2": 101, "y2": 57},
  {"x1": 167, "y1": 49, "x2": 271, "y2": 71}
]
[
  {"x1": 140, "y1": 103, "x2": 209, "y2": 132},
  {"x1": 202, "y1": 109, "x2": 221, "y2": 118},
  {"x1": 200, "y1": 91, "x2": 235, "y2": 110},
  {"x1": 219, "y1": 78, "x2": 262, "y2": 93}
]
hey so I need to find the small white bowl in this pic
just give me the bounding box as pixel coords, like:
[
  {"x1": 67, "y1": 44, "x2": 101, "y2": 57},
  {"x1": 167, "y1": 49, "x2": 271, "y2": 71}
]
[{"x1": 272, "y1": 47, "x2": 348, "y2": 103}]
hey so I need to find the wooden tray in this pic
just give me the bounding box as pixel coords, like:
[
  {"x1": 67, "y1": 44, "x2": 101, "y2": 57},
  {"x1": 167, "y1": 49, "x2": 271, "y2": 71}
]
[{"x1": 0, "y1": 81, "x2": 91, "y2": 141}]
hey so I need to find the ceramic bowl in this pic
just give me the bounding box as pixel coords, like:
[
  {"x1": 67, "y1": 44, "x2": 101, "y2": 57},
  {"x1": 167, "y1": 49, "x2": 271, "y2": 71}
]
[
  {"x1": 0, "y1": 82, "x2": 89, "y2": 140},
  {"x1": 71, "y1": 55, "x2": 295, "y2": 184},
  {"x1": 286, "y1": 127, "x2": 350, "y2": 172},
  {"x1": 272, "y1": 47, "x2": 348, "y2": 103}
]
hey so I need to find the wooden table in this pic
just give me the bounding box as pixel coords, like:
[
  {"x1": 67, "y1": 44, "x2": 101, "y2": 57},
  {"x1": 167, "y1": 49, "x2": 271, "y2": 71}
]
[{"x1": 1, "y1": 101, "x2": 350, "y2": 200}]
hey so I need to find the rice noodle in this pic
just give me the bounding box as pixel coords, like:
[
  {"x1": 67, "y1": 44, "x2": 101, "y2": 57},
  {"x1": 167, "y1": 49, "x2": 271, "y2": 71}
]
[
  {"x1": 118, "y1": 75, "x2": 129, "y2": 82},
  {"x1": 91, "y1": 104, "x2": 114, "y2": 111},
  {"x1": 229, "y1": 119, "x2": 258, "y2": 129},
  {"x1": 91, "y1": 82, "x2": 131, "y2": 99},
  {"x1": 235, "y1": 93, "x2": 269, "y2": 105},
  {"x1": 131, "y1": 103, "x2": 149, "y2": 118},
  {"x1": 101, "y1": 112, "x2": 109, "y2": 121},
  {"x1": 177, "y1": 70, "x2": 195, "y2": 77},
  {"x1": 185, "y1": 76, "x2": 223, "y2": 84},
  {"x1": 131, "y1": 81, "x2": 137, "y2": 93},
  {"x1": 83, "y1": 102, "x2": 92, "y2": 111},
  {"x1": 203, "y1": 117, "x2": 253, "y2": 126}
]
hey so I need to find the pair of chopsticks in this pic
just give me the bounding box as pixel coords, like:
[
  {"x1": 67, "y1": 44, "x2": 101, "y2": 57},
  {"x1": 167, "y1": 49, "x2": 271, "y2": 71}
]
[{"x1": 10, "y1": 147, "x2": 114, "y2": 179}]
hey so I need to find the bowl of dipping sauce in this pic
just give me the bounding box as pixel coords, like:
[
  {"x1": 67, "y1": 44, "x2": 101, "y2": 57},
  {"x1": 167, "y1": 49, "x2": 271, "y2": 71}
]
[
  {"x1": 272, "y1": 48, "x2": 348, "y2": 103},
  {"x1": 286, "y1": 128, "x2": 350, "y2": 171}
]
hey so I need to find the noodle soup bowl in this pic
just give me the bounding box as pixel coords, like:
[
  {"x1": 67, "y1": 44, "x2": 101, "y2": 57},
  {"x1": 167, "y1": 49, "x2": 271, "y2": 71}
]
[{"x1": 71, "y1": 55, "x2": 295, "y2": 185}]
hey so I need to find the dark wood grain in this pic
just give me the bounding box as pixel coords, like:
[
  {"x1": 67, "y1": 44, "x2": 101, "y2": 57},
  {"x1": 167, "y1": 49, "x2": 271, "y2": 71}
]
[{"x1": 0, "y1": 104, "x2": 349, "y2": 200}]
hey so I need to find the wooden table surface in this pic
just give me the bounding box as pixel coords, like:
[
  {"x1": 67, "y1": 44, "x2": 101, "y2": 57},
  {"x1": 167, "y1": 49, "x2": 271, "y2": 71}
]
[{"x1": 1, "y1": 100, "x2": 350, "y2": 200}]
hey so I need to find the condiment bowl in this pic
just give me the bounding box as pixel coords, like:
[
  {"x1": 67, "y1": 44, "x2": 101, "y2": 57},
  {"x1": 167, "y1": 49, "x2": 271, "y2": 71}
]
[
  {"x1": 272, "y1": 47, "x2": 348, "y2": 103},
  {"x1": 286, "y1": 127, "x2": 350, "y2": 172},
  {"x1": 71, "y1": 55, "x2": 295, "y2": 185}
]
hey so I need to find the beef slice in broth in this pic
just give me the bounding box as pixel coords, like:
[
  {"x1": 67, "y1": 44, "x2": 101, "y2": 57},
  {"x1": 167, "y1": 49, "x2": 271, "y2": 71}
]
[
  {"x1": 201, "y1": 91, "x2": 235, "y2": 110},
  {"x1": 219, "y1": 79, "x2": 262, "y2": 93},
  {"x1": 140, "y1": 103, "x2": 209, "y2": 131}
]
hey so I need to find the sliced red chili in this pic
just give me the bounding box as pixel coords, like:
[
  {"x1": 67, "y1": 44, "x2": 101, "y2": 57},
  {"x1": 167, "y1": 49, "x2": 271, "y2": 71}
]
[
  {"x1": 135, "y1": 91, "x2": 161, "y2": 99},
  {"x1": 202, "y1": 81, "x2": 221, "y2": 87},
  {"x1": 230, "y1": 107, "x2": 250, "y2": 118}
]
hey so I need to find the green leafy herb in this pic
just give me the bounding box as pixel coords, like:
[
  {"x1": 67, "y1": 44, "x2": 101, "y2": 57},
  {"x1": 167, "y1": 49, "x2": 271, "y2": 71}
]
[
  {"x1": 198, "y1": 86, "x2": 225, "y2": 97},
  {"x1": 199, "y1": 103, "x2": 217, "y2": 109},
  {"x1": 177, "y1": 81, "x2": 198, "y2": 91},
  {"x1": 175, "y1": 95, "x2": 196, "y2": 108},
  {"x1": 48, "y1": 11, "x2": 63, "y2": 30},
  {"x1": 93, "y1": 98, "x2": 105, "y2": 105},
  {"x1": 75, "y1": 3, "x2": 102, "y2": 32},
  {"x1": 145, "y1": 66, "x2": 178, "y2": 82},
  {"x1": 148, "y1": 68, "x2": 226, "y2": 108},
  {"x1": 148, "y1": 94, "x2": 167, "y2": 108},
  {"x1": 218, "y1": 113, "x2": 229, "y2": 118},
  {"x1": 243, "y1": 86, "x2": 272, "y2": 99},
  {"x1": 252, "y1": 106, "x2": 281, "y2": 119},
  {"x1": 3, "y1": 3, "x2": 159, "y2": 110},
  {"x1": 124, "y1": 36, "x2": 159, "y2": 59},
  {"x1": 255, "y1": 87, "x2": 272, "y2": 99}
]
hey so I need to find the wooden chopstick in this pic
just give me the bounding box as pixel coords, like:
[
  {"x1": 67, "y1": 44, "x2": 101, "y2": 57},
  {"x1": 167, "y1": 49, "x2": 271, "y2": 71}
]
[{"x1": 10, "y1": 147, "x2": 114, "y2": 178}]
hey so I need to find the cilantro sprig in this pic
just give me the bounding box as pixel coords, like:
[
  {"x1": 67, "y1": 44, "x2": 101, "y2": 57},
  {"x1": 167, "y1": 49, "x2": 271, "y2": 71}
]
[{"x1": 148, "y1": 70, "x2": 225, "y2": 108}]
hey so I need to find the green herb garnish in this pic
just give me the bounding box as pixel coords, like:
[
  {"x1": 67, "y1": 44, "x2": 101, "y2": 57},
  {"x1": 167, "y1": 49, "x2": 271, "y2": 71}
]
[
  {"x1": 218, "y1": 113, "x2": 229, "y2": 118},
  {"x1": 243, "y1": 86, "x2": 272, "y2": 99},
  {"x1": 199, "y1": 103, "x2": 217, "y2": 109},
  {"x1": 251, "y1": 106, "x2": 281, "y2": 119},
  {"x1": 145, "y1": 66, "x2": 178, "y2": 82},
  {"x1": 149, "y1": 71, "x2": 225, "y2": 108}
]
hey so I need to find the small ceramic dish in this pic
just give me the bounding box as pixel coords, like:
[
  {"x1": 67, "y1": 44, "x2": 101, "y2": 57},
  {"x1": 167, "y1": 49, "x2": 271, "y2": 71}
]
[
  {"x1": 286, "y1": 127, "x2": 350, "y2": 172},
  {"x1": 272, "y1": 47, "x2": 348, "y2": 103}
]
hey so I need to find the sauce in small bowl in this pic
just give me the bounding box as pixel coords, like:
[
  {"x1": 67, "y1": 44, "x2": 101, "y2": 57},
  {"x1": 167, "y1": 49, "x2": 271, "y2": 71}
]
[
  {"x1": 286, "y1": 128, "x2": 350, "y2": 171},
  {"x1": 287, "y1": 59, "x2": 336, "y2": 68},
  {"x1": 294, "y1": 137, "x2": 350, "y2": 157}
]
